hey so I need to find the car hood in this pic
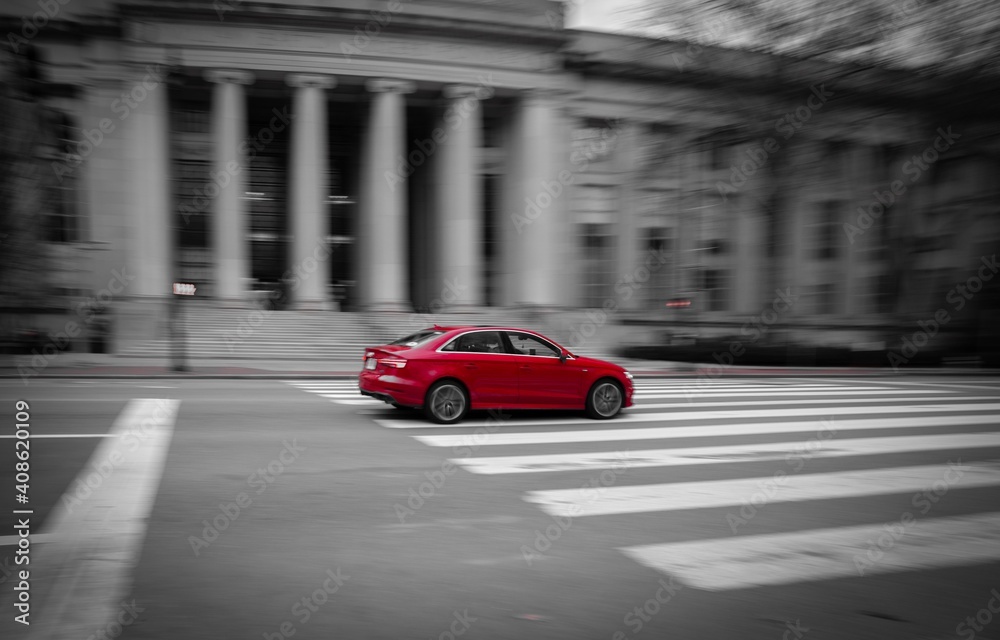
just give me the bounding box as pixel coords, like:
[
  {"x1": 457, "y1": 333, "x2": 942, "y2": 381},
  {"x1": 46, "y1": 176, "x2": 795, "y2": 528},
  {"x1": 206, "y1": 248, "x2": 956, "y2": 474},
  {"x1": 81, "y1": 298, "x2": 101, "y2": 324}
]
[{"x1": 570, "y1": 355, "x2": 625, "y2": 372}]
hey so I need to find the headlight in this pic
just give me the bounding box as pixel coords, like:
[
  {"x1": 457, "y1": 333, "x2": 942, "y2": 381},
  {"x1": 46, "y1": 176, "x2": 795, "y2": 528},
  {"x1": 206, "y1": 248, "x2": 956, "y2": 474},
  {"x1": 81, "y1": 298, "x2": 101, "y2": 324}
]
[{"x1": 624, "y1": 371, "x2": 633, "y2": 380}]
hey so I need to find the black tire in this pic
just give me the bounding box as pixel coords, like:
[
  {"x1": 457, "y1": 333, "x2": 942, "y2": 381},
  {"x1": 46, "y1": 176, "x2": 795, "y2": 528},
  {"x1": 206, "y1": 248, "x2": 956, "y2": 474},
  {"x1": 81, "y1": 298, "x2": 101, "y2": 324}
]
[
  {"x1": 586, "y1": 379, "x2": 624, "y2": 419},
  {"x1": 424, "y1": 380, "x2": 469, "y2": 424}
]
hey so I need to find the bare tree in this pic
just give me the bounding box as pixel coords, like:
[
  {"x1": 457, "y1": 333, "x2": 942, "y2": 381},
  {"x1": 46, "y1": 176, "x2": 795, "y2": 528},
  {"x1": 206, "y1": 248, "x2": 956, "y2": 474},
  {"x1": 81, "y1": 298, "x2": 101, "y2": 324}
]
[{"x1": 624, "y1": 0, "x2": 1000, "y2": 78}]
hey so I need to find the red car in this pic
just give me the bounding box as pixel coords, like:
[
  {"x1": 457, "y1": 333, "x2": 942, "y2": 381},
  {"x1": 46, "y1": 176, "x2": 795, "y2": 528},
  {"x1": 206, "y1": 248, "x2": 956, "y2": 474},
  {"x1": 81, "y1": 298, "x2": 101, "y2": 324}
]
[{"x1": 359, "y1": 326, "x2": 634, "y2": 424}]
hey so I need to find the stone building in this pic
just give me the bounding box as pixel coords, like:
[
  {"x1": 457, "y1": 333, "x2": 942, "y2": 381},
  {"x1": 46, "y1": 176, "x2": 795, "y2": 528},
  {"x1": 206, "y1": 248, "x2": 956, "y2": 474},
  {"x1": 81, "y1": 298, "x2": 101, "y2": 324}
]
[{"x1": 3, "y1": 0, "x2": 999, "y2": 355}]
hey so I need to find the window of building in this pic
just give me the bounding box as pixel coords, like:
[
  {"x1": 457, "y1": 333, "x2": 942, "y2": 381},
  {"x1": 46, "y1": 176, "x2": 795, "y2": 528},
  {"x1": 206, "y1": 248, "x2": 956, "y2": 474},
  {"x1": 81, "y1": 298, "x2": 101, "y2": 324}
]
[
  {"x1": 857, "y1": 275, "x2": 893, "y2": 315},
  {"x1": 641, "y1": 226, "x2": 673, "y2": 309},
  {"x1": 816, "y1": 282, "x2": 837, "y2": 315},
  {"x1": 710, "y1": 143, "x2": 730, "y2": 170},
  {"x1": 579, "y1": 223, "x2": 616, "y2": 308},
  {"x1": 45, "y1": 111, "x2": 80, "y2": 243},
  {"x1": 815, "y1": 201, "x2": 841, "y2": 260},
  {"x1": 704, "y1": 268, "x2": 729, "y2": 312}
]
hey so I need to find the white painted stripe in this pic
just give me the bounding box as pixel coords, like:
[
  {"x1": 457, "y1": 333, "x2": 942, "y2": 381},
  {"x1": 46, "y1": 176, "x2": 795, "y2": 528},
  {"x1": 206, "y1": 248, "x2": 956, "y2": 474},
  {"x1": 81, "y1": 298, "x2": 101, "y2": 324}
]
[
  {"x1": 377, "y1": 402, "x2": 1000, "y2": 429},
  {"x1": 526, "y1": 461, "x2": 1000, "y2": 517},
  {"x1": 413, "y1": 414, "x2": 1000, "y2": 448},
  {"x1": 452, "y1": 432, "x2": 1000, "y2": 474},
  {"x1": 632, "y1": 402, "x2": 1000, "y2": 416},
  {"x1": 19, "y1": 399, "x2": 179, "y2": 637},
  {"x1": 619, "y1": 512, "x2": 1000, "y2": 590},
  {"x1": 628, "y1": 396, "x2": 986, "y2": 408},
  {"x1": 0, "y1": 532, "x2": 55, "y2": 546},
  {"x1": 635, "y1": 390, "x2": 951, "y2": 398},
  {"x1": 0, "y1": 433, "x2": 117, "y2": 439}
]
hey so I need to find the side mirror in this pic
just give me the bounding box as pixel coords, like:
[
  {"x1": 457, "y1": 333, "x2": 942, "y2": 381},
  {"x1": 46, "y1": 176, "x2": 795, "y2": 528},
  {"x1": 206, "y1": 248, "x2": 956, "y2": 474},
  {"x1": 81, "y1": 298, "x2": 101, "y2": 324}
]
[{"x1": 559, "y1": 351, "x2": 567, "y2": 363}]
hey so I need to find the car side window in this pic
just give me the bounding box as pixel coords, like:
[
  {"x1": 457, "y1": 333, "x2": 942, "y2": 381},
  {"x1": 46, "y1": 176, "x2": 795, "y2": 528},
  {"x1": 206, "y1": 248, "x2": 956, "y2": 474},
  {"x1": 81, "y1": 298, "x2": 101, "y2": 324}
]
[
  {"x1": 506, "y1": 332, "x2": 560, "y2": 357},
  {"x1": 447, "y1": 331, "x2": 505, "y2": 353}
]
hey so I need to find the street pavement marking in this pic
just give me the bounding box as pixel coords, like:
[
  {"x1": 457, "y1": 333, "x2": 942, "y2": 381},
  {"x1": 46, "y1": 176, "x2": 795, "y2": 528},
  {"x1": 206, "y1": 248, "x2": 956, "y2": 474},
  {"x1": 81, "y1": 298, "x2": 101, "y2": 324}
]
[
  {"x1": 525, "y1": 461, "x2": 1000, "y2": 517},
  {"x1": 0, "y1": 532, "x2": 55, "y2": 546},
  {"x1": 0, "y1": 433, "x2": 118, "y2": 438},
  {"x1": 619, "y1": 512, "x2": 1000, "y2": 590},
  {"x1": 451, "y1": 432, "x2": 1000, "y2": 474},
  {"x1": 285, "y1": 381, "x2": 383, "y2": 406},
  {"x1": 635, "y1": 390, "x2": 956, "y2": 399},
  {"x1": 412, "y1": 413, "x2": 1000, "y2": 448},
  {"x1": 15, "y1": 399, "x2": 179, "y2": 639},
  {"x1": 376, "y1": 402, "x2": 1000, "y2": 429},
  {"x1": 589, "y1": 395, "x2": 981, "y2": 408}
]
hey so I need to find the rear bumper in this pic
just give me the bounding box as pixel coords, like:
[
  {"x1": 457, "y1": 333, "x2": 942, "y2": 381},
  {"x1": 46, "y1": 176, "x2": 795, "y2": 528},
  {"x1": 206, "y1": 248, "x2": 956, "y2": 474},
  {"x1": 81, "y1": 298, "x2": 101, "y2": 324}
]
[{"x1": 358, "y1": 372, "x2": 424, "y2": 408}]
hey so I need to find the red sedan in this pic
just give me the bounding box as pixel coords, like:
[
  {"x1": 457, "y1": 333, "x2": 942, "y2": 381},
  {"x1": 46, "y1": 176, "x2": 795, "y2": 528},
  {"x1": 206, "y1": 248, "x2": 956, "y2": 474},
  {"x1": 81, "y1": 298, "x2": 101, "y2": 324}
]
[{"x1": 358, "y1": 326, "x2": 634, "y2": 424}]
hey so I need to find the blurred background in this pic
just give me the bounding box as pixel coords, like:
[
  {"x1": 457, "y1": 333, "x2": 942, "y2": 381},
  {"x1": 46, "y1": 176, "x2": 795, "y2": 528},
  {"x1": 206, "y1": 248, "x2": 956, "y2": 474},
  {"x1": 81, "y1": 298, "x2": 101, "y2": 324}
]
[{"x1": 2, "y1": 0, "x2": 1000, "y2": 369}]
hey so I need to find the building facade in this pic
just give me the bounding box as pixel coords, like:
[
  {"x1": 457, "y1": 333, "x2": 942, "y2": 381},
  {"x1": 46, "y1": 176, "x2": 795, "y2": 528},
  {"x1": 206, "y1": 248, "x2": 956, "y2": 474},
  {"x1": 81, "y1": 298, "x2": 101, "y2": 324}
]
[{"x1": 4, "y1": 0, "x2": 1000, "y2": 351}]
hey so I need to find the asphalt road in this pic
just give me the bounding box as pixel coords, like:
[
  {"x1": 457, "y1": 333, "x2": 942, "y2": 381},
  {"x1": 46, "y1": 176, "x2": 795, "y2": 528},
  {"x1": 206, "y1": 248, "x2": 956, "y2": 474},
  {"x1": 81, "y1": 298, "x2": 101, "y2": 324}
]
[{"x1": 2, "y1": 375, "x2": 1000, "y2": 640}]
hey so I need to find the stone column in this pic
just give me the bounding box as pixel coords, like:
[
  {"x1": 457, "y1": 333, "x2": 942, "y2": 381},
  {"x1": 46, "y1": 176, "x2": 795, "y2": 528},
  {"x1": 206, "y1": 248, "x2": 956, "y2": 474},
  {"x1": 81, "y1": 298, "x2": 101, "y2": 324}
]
[
  {"x1": 615, "y1": 121, "x2": 645, "y2": 312},
  {"x1": 513, "y1": 89, "x2": 567, "y2": 308},
  {"x1": 128, "y1": 67, "x2": 172, "y2": 299},
  {"x1": 287, "y1": 74, "x2": 336, "y2": 309},
  {"x1": 358, "y1": 78, "x2": 415, "y2": 311},
  {"x1": 435, "y1": 84, "x2": 484, "y2": 309},
  {"x1": 205, "y1": 69, "x2": 253, "y2": 304}
]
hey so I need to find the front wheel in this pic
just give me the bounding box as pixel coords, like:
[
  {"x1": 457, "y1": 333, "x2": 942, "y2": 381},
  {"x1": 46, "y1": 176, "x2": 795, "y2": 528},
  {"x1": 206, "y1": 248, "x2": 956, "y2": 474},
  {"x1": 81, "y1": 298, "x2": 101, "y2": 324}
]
[
  {"x1": 424, "y1": 381, "x2": 469, "y2": 424},
  {"x1": 586, "y1": 379, "x2": 623, "y2": 419}
]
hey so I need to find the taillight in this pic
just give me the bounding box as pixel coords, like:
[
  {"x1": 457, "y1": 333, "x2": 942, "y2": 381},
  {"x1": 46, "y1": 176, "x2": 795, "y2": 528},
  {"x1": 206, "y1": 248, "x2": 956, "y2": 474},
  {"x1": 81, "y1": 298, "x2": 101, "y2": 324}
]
[{"x1": 380, "y1": 358, "x2": 407, "y2": 369}]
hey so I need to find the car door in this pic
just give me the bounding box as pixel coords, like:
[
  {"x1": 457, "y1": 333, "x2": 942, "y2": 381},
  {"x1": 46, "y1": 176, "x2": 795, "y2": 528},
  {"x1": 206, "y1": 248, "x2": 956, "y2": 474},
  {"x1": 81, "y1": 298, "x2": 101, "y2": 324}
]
[
  {"x1": 438, "y1": 330, "x2": 519, "y2": 408},
  {"x1": 504, "y1": 331, "x2": 584, "y2": 407}
]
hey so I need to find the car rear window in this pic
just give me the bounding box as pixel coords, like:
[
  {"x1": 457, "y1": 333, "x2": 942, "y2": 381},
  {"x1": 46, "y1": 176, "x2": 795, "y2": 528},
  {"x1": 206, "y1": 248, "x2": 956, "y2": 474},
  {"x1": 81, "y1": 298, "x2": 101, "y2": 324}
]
[{"x1": 388, "y1": 330, "x2": 444, "y2": 347}]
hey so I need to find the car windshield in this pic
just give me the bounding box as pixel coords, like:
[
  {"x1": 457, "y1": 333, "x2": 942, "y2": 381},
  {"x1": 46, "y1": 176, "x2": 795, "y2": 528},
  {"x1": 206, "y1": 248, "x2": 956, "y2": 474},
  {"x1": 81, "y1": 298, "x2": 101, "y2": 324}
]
[{"x1": 388, "y1": 330, "x2": 444, "y2": 347}]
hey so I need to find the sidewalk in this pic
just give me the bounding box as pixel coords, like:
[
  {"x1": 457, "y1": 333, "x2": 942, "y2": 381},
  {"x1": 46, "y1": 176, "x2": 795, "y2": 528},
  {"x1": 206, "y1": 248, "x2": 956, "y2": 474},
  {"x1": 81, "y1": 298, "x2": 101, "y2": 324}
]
[{"x1": 2, "y1": 352, "x2": 996, "y2": 379}]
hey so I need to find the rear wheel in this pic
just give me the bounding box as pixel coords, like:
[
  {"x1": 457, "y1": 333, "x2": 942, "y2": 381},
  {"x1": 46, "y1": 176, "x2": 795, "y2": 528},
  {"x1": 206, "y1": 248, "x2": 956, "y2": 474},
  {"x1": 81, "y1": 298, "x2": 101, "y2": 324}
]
[
  {"x1": 424, "y1": 381, "x2": 469, "y2": 424},
  {"x1": 586, "y1": 379, "x2": 623, "y2": 419}
]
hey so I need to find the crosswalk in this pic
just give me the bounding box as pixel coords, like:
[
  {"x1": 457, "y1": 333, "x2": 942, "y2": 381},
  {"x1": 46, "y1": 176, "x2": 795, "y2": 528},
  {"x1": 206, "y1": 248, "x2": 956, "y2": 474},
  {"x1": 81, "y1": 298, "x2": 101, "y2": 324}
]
[
  {"x1": 307, "y1": 376, "x2": 1000, "y2": 592},
  {"x1": 286, "y1": 379, "x2": 376, "y2": 405}
]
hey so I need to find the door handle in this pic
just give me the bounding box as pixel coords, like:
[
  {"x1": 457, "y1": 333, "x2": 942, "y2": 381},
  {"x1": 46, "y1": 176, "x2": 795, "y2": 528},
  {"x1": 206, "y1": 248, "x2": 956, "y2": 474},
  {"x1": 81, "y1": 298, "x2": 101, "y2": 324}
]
[
  {"x1": 465, "y1": 363, "x2": 477, "y2": 369},
  {"x1": 520, "y1": 365, "x2": 531, "y2": 370}
]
